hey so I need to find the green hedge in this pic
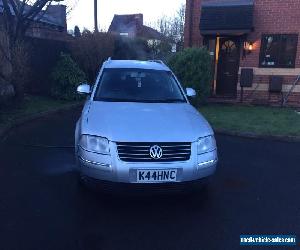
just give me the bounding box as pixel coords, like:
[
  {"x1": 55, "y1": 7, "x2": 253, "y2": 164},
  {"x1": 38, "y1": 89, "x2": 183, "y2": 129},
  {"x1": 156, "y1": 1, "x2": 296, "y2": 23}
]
[
  {"x1": 50, "y1": 53, "x2": 87, "y2": 100},
  {"x1": 168, "y1": 47, "x2": 212, "y2": 104}
]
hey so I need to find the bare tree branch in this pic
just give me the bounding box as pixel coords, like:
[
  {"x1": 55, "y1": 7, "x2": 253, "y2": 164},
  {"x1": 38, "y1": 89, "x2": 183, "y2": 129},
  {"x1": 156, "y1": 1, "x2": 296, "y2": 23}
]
[
  {"x1": 8, "y1": 0, "x2": 18, "y2": 16},
  {"x1": 0, "y1": 43, "x2": 12, "y2": 63},
  {"x1": 21, "y1": 1, "x2": 53, "y2": 37},
  {"x1": 24, "y1": 0, "x2": 49, "y2": 19},
  {"x1": 0, "y1": 0, "x2": 58, "y2": 100},
  {"x1": 19, "y1": 0, "x2": 28, "y2": 15},
  {"x1": 0, "y1": 70, "x2": 9, "y2": 81},
  {"x1": 35, "y1": 1, "x2": 52, "y2": 21},
  {"x1": 2, "y1": 0, "x2": 16, "y2": 44}
]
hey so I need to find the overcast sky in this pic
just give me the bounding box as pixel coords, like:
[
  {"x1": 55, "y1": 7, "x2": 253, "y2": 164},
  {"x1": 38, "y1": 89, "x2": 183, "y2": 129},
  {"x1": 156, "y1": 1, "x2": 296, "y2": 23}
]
[{"x1": 66, "y1": 0, "x2": 185, "y2": 32}]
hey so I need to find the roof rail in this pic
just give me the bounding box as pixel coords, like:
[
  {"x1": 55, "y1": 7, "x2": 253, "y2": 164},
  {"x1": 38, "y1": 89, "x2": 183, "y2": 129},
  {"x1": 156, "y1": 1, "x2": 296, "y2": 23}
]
[{"x1": 148, "y1": 60, "x2": 165, "y2": 65}]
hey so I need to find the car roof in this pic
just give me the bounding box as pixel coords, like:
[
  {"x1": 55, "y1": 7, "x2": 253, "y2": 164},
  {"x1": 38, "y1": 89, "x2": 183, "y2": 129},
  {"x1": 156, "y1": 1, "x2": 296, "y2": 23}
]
[{"x1": 104, "y1": 59, "x2": 170, "y2": 71}]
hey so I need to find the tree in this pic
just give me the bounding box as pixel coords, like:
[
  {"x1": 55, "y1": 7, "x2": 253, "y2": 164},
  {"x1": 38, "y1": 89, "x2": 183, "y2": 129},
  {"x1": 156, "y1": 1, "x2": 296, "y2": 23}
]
[
  {"x1": 114, "y1": 37, "x2": 150, "y2": 61},
  {"x1": 155, "y1": 4, "x2": 185, "y2": 52},
  {"x1": 147, "y1": 39, "x2": 172, "y2": 61},
  {"x1": 74, "y1": 25, "x2": 81, "y2": 37},
  {"x1": 0, "y1": 0, "x2": 61, "y2": 100},
  {"x1": 70, "y1": 31, "x2": 115, "y2": 81},
  {"x1": 172, "y1": 4, "x2": 185, "y2": 51},
  {"x1": 94, "y1": 0, "x2": 98, "y2": 32},
  {"x1": 1, "y1": 0, "x2": 62, "y2": 43}
]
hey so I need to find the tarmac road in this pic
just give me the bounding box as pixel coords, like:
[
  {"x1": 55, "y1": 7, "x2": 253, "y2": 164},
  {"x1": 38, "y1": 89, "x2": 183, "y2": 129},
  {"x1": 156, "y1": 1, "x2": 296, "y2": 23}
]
[{"x1": 0, "y1": 108, "x2": 299, "y2": 250}]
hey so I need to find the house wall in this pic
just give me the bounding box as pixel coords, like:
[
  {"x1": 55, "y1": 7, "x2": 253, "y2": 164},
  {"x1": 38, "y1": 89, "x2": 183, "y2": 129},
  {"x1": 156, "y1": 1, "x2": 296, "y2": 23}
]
[
  {"x1": 45, "y1": 5, "x2": 67, "y2": 30},
  {"x1": 26, "y1": 22, "x2": 69, "y2": 41},
  {"x1": 184, "y1": 0, "x2": 300, "y2": 106},
  {"x1": 184, "y1": 0, "x2": 202, "y2": 48}
]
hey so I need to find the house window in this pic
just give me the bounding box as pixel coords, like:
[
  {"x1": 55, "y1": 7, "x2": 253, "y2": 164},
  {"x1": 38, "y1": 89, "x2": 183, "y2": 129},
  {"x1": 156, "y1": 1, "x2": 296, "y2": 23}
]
[{"x1": 259, "y1": 34, "x2": 298, "y2": 68}]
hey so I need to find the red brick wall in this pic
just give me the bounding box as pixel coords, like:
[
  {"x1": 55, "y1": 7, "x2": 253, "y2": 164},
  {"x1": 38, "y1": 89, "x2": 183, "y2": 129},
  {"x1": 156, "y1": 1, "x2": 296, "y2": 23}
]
[
  {"x1": 183, "y1": 0, "x2": 192, "y2": 47},
  {"x1": 184, "y1": 0, "x2": 203, "y2": 48},
  {"x1": 240, "y1": 0, "x2": 300, "y2": 68},
  {"x1": 237, "y1": 90, "x2": 300, "y2": 107},
  {"x1": 240, "y1": 0, "x2": 300, "y2": 107},
  {"x1": 184, "y1": 0, "x2": 300, "y2": 55},
  {"x1": 184, "y1": 0, "x2": 300, "y2": 107}
]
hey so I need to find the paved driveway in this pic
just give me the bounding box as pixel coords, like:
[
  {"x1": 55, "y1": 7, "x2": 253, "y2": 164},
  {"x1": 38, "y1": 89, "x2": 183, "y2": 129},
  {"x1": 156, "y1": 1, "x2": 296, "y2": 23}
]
[{"x1": 0, "y1": 108, "x2": 299, "y2": 250}]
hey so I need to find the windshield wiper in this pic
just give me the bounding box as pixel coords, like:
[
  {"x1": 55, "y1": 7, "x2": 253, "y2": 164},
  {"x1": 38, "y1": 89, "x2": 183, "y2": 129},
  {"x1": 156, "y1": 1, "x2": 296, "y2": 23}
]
[
  {"x1": 96, "y1": 98, "x2": 186, "y2": 103},
  {"x1": 97, "y1": 98, "x2": 141, "y2": 102},
  {"x1": 156, "y1": 99, "x2": 186, "y2": 103}
]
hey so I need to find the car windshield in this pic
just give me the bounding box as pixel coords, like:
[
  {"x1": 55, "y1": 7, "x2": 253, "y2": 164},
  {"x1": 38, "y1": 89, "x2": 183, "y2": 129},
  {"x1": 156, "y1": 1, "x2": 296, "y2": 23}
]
[{"x1": 94, "y1": 68, "x2": 186, "y2": 103}]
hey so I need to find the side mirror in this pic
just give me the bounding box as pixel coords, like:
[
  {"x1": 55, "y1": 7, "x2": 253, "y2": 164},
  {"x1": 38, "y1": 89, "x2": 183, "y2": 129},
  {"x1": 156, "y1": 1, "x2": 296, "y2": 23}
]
[
  {"x1": 186, "y1": 88, "x2": 196, "y2": 98},
  {"x1": 77, "y1": 84, "x2": 91, "y2": 95}
]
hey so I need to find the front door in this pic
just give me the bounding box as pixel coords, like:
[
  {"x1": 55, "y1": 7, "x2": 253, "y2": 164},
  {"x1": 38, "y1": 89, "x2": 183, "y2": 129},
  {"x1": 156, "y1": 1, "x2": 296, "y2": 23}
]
[{"x1": 216, "y1": 38, "x2": 240, "y2": 96}]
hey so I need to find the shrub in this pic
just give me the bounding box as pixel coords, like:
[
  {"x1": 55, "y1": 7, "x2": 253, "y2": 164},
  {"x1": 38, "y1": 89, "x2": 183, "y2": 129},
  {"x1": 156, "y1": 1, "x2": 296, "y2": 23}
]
[
  {"x1": 168, "y1": 47, "x2": 212, "y2": 104},
  {"x1": 113, "y1": 36, "x2": 151, "y2": 60},
  {"x1": 70, "y1": 31, "x2": 115, "y2": 82},
  {"x1": 50, "y1": 53, "x2": 87, "y2": 100}
]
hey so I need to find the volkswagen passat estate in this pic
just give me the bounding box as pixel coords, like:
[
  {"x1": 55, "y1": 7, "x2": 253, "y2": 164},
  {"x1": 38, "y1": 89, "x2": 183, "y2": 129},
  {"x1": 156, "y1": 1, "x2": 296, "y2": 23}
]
[{"x1": 75, "y1": 59, "x2": 217, "y2": 191}]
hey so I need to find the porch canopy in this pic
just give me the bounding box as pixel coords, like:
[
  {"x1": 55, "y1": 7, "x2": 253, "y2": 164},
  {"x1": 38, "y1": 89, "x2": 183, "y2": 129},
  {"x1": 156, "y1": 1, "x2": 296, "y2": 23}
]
[{"x1": 200, "y1": 0, "x2": 254, "y2": 36}]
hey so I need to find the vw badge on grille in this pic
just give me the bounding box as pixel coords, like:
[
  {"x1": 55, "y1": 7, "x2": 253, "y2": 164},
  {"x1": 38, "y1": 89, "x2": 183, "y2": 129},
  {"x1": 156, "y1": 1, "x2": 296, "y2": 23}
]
[{"x1": 149, "y1": 145, "x2": 163, "y2": 159}]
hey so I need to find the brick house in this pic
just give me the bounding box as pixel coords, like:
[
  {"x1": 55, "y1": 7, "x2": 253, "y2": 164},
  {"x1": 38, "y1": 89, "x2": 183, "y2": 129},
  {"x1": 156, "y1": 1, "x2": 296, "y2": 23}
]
[
  {"x1": 109, "y1": 14, "x2": 164, "y2": 41},
  {"x1": 184, "y1": 0, "x2": 300, "y2": 106}
]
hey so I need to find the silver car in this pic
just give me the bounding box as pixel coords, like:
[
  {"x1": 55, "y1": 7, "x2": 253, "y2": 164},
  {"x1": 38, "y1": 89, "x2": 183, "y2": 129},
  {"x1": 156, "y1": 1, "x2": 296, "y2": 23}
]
[{"x1": 75, "y1": 59, "x2": 217, "y2": 191}]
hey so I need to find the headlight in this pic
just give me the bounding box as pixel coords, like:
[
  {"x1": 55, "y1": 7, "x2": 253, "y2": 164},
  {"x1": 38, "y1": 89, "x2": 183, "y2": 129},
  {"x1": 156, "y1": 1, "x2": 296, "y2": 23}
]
[
  {"x1": 197, "y1": 135, "x2": 216, "y2": 155},
  {"x1": 79, "y1": 135, "x2": 110, "y2": 154}
]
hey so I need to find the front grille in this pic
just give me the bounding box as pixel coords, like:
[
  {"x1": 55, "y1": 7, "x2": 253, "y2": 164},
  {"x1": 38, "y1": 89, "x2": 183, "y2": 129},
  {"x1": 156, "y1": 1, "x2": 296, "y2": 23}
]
[{"x1": 116, "y1": 142, "x2": 191, "y2": 162}]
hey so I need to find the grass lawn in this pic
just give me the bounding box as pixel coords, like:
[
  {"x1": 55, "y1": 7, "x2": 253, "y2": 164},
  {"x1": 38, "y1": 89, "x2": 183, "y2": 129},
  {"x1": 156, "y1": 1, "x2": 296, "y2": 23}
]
[
  {"x1": 199, "y1": 104, "x2": 300, "y2": 137},
  {"x1": 1, "y1": 96, "x2": 300, "y2": 138},
  {"x1": 0, "y1": 95, "x2": 81, "y2": 130}
]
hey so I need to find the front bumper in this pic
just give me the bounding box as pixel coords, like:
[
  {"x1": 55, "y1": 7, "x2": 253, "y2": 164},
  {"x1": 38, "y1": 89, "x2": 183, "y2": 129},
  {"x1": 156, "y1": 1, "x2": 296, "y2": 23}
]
[
  {"x1": 76, "y1": 142, "x2": 217, "y2": 184},
  {"x1": 80, "y1": 176, "x2": 212, "y2": 195}
]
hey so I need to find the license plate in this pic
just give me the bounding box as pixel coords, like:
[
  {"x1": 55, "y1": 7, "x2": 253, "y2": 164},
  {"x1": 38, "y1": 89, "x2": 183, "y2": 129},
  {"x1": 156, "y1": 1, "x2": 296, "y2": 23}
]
[{"x1": 136, "y1": 169, "x2": 177, "y2": 183}]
